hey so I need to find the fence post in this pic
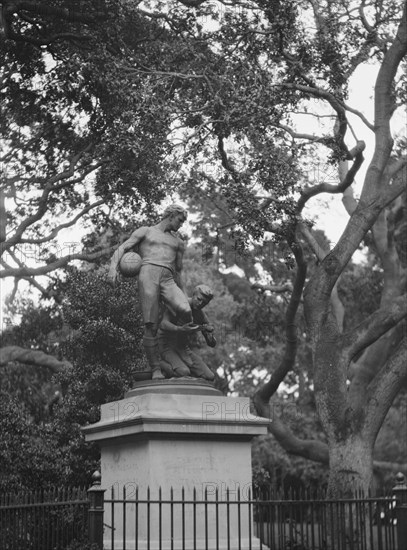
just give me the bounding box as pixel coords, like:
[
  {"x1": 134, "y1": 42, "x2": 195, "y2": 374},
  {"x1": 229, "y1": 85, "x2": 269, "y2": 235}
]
[
  {"x1": 393, "y1": 471, "x2": 407, "y2": 550},
  {"x1": 88, "y1": 470, "x2": 106, "y2": 549}
]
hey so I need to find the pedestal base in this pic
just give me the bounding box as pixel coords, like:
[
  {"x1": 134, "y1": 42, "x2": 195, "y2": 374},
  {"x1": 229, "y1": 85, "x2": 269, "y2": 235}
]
[{"x1": 83, "y1": 379, "x2": 269, "y2": 549}]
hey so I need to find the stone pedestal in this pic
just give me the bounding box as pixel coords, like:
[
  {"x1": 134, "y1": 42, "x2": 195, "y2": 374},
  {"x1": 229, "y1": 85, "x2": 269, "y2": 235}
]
[{"x1": 82, "y1": 379, "x2": 269, "y2": 549}]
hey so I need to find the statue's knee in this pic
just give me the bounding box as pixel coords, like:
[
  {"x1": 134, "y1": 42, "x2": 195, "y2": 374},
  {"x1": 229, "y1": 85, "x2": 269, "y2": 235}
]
[
  {"x1": 173, "y1": 364, "x2": 191, "y2": 377},
  {"x1": 206, "y1": 370, "x2": 215, "y2": 381}
]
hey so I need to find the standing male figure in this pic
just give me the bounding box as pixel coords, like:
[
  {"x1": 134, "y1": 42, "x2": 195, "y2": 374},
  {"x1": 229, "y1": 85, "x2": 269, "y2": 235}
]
[{"x1": 108, "y1": 204, "x2": 195, "y2": 379}]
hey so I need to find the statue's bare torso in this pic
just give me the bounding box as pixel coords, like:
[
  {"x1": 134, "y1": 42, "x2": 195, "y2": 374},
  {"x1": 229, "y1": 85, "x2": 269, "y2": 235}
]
[{"x1": 138, "y1": 226, "x2": 182, "y2": 272}]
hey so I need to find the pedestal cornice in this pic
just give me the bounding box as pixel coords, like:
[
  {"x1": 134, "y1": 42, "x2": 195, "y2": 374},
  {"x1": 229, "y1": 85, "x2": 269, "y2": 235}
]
[{"x1": 82, "y1": 379, "x2": 269, "y2": 443}]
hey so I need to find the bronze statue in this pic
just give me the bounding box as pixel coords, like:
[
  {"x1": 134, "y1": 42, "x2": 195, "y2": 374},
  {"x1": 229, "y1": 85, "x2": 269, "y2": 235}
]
[
  {"x1": 108, "y1": 204, "x2": 195, "y2": 379},
  {"x1": 158, "y1": 285, "x2": 216, "y2": 381}
]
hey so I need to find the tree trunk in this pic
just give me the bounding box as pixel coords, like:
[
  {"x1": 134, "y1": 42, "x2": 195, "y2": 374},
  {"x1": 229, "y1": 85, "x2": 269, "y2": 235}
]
[
  {"x1": 328, "y1": 437, "x2": 373, "y2": 497},
  {"x1": 325, "y1": 436, "x2": 374, "y2": 549}
]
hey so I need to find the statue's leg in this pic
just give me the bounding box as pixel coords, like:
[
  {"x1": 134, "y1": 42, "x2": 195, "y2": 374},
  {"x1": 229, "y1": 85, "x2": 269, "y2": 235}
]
[
  {"x1": 161, "y1": 349, "x2": 191, "y2": 377},
  {"x1": 178, "y1": 347, "x2": 194, "y2": 368},
  {"x1": 160, "y1": 274, "x2": 193, "y2": 325},
  {"x1": 139, "y1": 266, "x2": 164, "y2": 379},
  {"x1": 144, "y1": 327, "x2": 164, "y2": 380},
  {"x1": 159, "y1": 358, "x2": 174, "y2": 378},
  {"x1": 188, "y1": 350, "x2": 215, "y2": 381}
]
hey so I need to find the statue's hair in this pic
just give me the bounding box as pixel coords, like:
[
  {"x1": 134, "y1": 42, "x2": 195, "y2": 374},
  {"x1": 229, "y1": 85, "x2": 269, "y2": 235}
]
[
  {"x1": 161, "y1": 204, "x2": 187, "y2": 220},
  {"x1": 193, "y1": 284, "x2": 214, "y2": 302}
]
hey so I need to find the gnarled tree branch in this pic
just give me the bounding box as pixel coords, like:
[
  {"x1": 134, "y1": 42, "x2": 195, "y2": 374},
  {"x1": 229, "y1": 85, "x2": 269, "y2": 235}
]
[
  {"x1": 19, "y1": 200, "x2": 105, "y2": 245},
  {"x1": 251, "y1": 282, "x2": 293, "y2": 293},
  {"x1": 343, "y1": 293, "x2": 407, "y2": 362},
  {"x1": 0, "y1": 245, "x2": 115, "y2": 278},
  {"x1": 254, "y1": 239, "x2": 307, "y2": 404},
  {"x1": 298, "y1": 223, "x2": 345, "y2": 331},
  {"x1": 217, "y1": 136, "x2": 240, "y2": 182},
  {"x1": 0, "y1": 345, "x2": 71, "y2": 373},
  {"x1": 1, "y1": 0, "x2": 106, "y2": 45},
  {"x1": 1, "y1": 147, "x2": 102, "y2": 254},
  {"x1": 297, "y1": 141, "x2": 365, "y2": 214},
  {"x1": 362, "y1": 336, "x2": 407, "y2": 444}
]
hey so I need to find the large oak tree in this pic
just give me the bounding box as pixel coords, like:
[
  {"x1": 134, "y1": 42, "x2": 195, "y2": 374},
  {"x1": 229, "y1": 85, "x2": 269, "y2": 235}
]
[
  {"x1": 1, "y1": 0, "x2": 406, "y2": 519},
  {"x1": 124, "y1": 0, "x2": 406, "y2": 502}
]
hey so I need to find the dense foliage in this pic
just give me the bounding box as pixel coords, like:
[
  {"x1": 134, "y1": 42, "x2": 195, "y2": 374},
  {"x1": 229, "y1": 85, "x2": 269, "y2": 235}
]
[{"x1": 0, "y1": 269, "x2": 145, "y2": 490}]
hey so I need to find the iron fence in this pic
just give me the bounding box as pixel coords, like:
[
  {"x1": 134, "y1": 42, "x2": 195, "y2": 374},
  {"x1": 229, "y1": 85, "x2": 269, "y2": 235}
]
[
  {"x1": 0, "y1": 476, "x2": 406, "y2": 550},
  {"x1": 104, "y1": 486, "x2": 399, "y2": 550},
  {"x1": 0, "y1": 486, "x2": 89, "y2": 550},
  {"x1": 254, "y1": 493, "x2": 398, "y2": 550}
]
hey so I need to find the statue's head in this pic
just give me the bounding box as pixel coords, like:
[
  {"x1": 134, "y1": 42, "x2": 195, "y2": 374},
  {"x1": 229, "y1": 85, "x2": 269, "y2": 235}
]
[
  {"x1": 161, "y1": 204, "x2": 187, "y2": 232},
  {"x1": 191, "y1": 284, "x2": 214, "y2": 309},
  {"x1": 161, "y1": 204, "x2": 187, "y2": 220}
]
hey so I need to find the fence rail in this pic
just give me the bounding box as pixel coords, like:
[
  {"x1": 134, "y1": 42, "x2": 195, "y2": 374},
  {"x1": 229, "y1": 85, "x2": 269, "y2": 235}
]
[
  {"x1": 255, "y1": 495, "x2": 398, "y2": 550},
  {"x1": 104, "y1": 487, "x2": 399, "y2": 550},
  {"x1": 0, "y1": 474, "x2": 406, "y2": 550},
  {"x1": 0, "y1": 487, "x2": 89, "y2": 550}
]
